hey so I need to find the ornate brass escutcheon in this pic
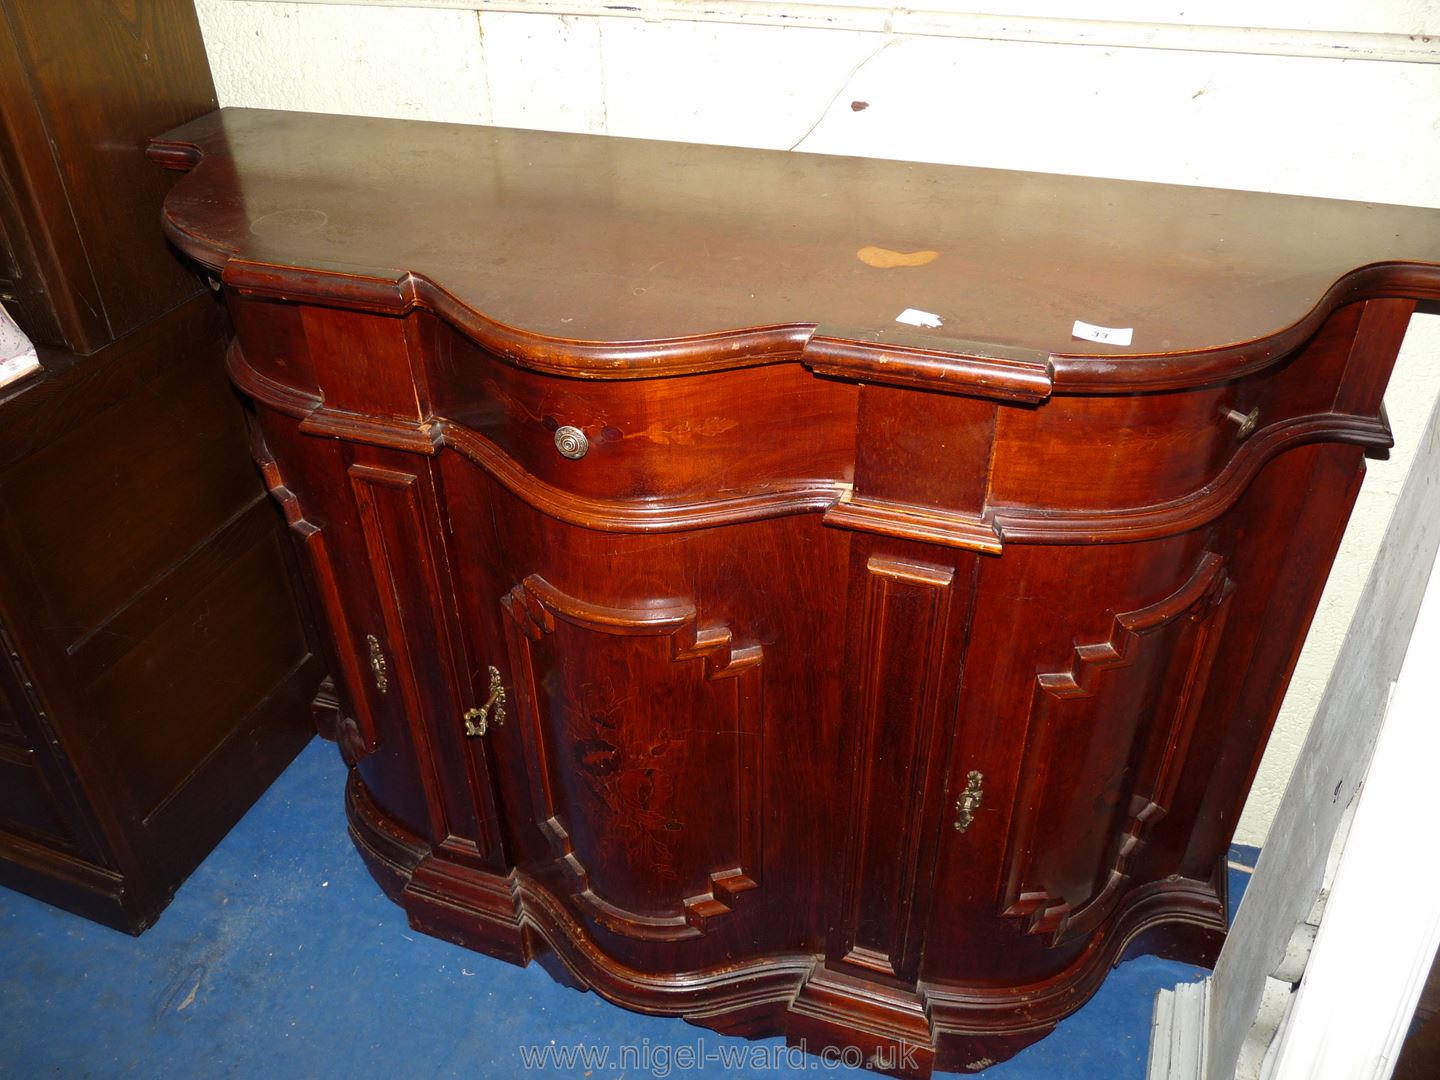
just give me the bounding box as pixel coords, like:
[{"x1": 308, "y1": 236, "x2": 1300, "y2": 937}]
[
  {"x1": 954, "y1": 770, "x2": 984, "y2": 832},
  {"x1": 366, "y1": 634, "x2": 388, "y2": 694},
  {"x1": 464, "y1": 666, "x2": 507, "y2": 737}
]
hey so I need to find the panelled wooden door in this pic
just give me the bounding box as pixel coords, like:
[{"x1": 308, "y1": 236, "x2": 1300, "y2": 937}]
[
  {"x1": 829, "y1": 545, "x2": 975, "y2": 985},
  {"x1": 256, "y1": 415, "x2": 509, "y2": 871},
  {"x1": 999, "y1": 550, "x2": 1235, "y2": 944},
  {"x1": 499, "y1": 573, "x2": 764, "y2": 941}
]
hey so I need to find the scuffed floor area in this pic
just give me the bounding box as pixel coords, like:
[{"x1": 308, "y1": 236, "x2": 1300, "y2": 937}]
[{"x1": 0, "y1": 739, "x2": 1248, "y2": 1078}]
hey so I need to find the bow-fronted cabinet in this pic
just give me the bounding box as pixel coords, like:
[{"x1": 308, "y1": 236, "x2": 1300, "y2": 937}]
[{"x1": 150, "y1": 108, "x2": 1437, "y2": 1073}]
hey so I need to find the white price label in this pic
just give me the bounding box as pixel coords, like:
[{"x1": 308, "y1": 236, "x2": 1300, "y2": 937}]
[
  {"x1": 896, "y1": 308, "x2": 944, "y2": 329},
  {"x1": 1071, "y1": 319, "x2": 1133, "y2": 346}
]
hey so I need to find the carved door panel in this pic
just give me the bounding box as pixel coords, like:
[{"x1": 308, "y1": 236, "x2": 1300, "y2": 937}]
[
  {"x1": 829, "y1": 551, "x2": 970, "y2": 984},
  {"x1": 999, "y1": 551, "x2": 1234, "y2": 944},
  {"x1": 254, "y1": 418, "x2": 507, "y2": 869},
  {"x1": 251, "y1": 424, "x2": 386, "y2": 763},
  {"x1": 500, "y1": 574, "x2": 764, "y2": 941},
  {"x1": 345, "y1": 456, "x2": 510, "y2": 869}
]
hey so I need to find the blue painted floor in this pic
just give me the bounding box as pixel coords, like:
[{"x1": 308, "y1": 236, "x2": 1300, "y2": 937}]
[{"x1": 0, "y1": 739, "x2": 1250, "y2": 1078}]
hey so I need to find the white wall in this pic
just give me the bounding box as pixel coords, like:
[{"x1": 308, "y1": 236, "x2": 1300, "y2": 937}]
[{"x1": 193, "y1": 0, "x2": 1440, "y2": 847}]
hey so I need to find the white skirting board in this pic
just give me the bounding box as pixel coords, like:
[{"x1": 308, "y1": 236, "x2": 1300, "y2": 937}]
[
  {"x1": 1150, "y1": 390, "x2": 1440, "y2": 1080},
  {"x1": 1265, "y1": 533, "x2": 1440, "y2": 1074},
  {"x1": 1151, "y1": 980, "x2": 1209, "y2": 1079}
]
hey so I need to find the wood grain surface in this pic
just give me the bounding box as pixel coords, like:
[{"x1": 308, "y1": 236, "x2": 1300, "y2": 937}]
[{"x1": 150, "y1": 108, "x2": 1440, "y2": 388}]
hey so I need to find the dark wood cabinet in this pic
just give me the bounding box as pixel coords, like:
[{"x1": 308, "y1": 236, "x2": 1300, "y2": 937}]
[
  {"x1": 149, "y1": 107, "x2": 1440, "y2": 1072},
  {"x1": 0, "y1": 0, "x2": 216, "y2": 353},
  {"x1": 0, "y1": 3, "x2": 323, "y2": 933}
]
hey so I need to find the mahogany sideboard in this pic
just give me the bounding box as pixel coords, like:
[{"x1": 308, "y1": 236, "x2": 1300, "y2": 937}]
[{"x1": 150, "y1": 108, "x2": 1440, "y2": 1073}]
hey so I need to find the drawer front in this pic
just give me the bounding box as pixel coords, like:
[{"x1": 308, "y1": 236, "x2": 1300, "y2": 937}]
[
  {"x1": 432, "y1": 335, "x2": 858, "y2": 507},
  {"x1": 989, "y1": 383, "x2": 1239, "y2": 513},
  {"x1": 230, "y1": 302, "x2": 860, "y2": 527},
  {"x1": 987, "y1": 301, "x2": 1375, "y2": 520}
]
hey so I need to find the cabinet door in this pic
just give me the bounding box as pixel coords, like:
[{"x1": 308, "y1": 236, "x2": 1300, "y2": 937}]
[
  {"x1": 346, "y1": 457, "x2": 504, "y2": 865},
  {"x1": 254, "y1": 416, "x2": 507, "y2": 871},
  {"x1": 828, "y1": 548, "x2": 972, "y2": 984},
  {"x1": 998, "y1": 550, "x2": 1234, "y2": 943},
  {"x1": 499, "y1": 574, "x2": 764, "y2": 941}
]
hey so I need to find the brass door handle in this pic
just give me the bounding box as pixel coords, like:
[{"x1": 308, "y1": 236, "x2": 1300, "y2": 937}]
[
  {"x1": 464, "y1": 666, "x2": 507, "y2": 737},
  {"x1": 954, "y1": 770, "x2": 983, "y2": 832},
  {"x1": 366, "y1": 634, "x2": 389, "y2": 694}
]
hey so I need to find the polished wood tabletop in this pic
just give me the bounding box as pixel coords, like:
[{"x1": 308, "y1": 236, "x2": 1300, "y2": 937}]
[{"x1": 150, "y1": 108, "x2": 1440, "y2": 378}]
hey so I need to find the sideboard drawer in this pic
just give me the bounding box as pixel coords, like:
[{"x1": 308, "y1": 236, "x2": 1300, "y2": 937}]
[
  {"x1": 989, "y1": 384, "x2": 1238, "y2": 513},
  {"x1": 431, "y1": 337, "x2": 858, "y2": 506},
  {"x1": 988, "y1": 300, "x2": 1388, "y2": 523}
]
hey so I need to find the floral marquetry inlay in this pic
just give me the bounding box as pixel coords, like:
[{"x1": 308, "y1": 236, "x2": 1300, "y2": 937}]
[
  {"x1": 501, "y1": 575, "x2": 764, "y2": 940},
  {"x1": 566, "y1": 675, "x2": 687, "y2": 884}
]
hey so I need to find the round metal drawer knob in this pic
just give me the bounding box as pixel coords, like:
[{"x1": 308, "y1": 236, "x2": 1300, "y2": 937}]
[
  {"x1": 1222, "y1": 405, "x2": 1261, "y2": 441},
  {"x1": 554, "y1": 425, "x2": 590, "y2": 460}
]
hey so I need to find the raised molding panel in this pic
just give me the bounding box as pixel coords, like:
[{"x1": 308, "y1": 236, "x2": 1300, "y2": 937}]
[
  {"x1": 1001, "y1": 552, "x2": 1234, "y2": 943},
  {"x1": 348, "y1": 457, "x2": 512, "y2": 869},
  {"x1": 349, "y1": 460, "x2": 504, "y2": 867},
  {"x1": 253, "y1": 425, "x2": 379, "y2": 758},
  {"x1": 349, "y1": 463, "x2": 453, "y2": 845},
  {"x1": 832, "y1": 554, "x2": 957, "y2": 980},
  {"x1": 501, "y1": 574, "x2": 763, "y2": 940}
]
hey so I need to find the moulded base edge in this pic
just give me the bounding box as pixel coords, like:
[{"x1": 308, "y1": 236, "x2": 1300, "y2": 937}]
[{"x1": 344, "y1": 767, "x2": 1226, "y2": 1077}]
